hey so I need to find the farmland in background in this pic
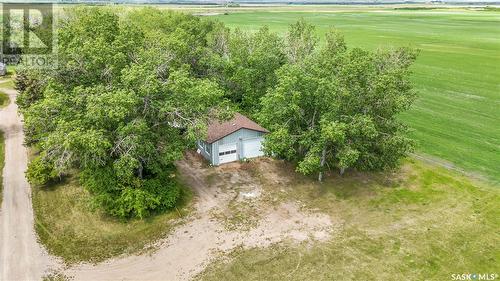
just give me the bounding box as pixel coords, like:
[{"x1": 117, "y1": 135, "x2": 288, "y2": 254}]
[{"x1": 212, "y1": 7, "x2": 500, "y2": 183}]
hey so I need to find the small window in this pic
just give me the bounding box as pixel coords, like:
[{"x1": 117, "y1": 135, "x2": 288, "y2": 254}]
[{"x1": 220, "y1": 149, "x2": 236, "y2": 156}]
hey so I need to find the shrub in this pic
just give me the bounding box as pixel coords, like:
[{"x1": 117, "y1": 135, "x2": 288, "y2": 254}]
[
  {"x1": 26, "y1": 156, "x2": 58, "y2": 186},
  {"x1": 80, "y1": 166, "x2": 181, "y2": 219}
]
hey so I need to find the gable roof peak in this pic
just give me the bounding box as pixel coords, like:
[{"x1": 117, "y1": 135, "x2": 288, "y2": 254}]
[{"x1": 205, "y1": 112, "x2": 269, "y2": 144}]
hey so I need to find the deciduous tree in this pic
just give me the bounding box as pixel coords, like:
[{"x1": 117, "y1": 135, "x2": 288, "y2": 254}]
[
  {"x1": 259, "y1": 29, "x2": 417, "y2": 181},
  {"x1": 19, "y1": 8, "x2": 227, "y2": 218}
]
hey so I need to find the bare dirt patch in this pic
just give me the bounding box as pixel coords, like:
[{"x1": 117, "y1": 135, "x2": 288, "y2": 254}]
[
  {"x1": 198, "y1": 159, "x2": 500, "y2": 281},
  {"x1": 65, "y1": 152, "x2": 335, "y2": 280}
]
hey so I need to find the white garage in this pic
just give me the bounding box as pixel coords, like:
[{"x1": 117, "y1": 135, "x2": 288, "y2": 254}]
[
  {"x1": 197, "y1": 113, "x2": 269, "y2": 166},
  {"x1": 242, "y1": 137, "x2": 264, "y2": 159},
  {"x1": 218, "y1": 143, "x2": 238, "y2": 164}
]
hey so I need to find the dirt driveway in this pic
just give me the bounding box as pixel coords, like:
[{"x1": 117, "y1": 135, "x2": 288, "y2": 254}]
[
  {"x1": 0, "y1": 87, "x2": 334, "y2": 281},
  {"x1": 0, "y1": 88, "x2": 56, "y2": 281},
  {"x1": 66, "y1": 153, "x2": 335, "y2": 281}
]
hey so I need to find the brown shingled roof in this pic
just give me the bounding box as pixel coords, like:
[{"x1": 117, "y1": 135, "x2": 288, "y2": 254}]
[{"x1": 205, "y1": 113, "x2": 269, "y2": 144}]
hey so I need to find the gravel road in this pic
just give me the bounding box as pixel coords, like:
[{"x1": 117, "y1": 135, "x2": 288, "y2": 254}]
[{"x1": 0, "y1": 88, "x2": 55, "y2": 281}]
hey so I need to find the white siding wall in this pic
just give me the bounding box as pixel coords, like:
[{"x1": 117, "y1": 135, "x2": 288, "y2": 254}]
[
  {"x1": 212, "y1": 129, "x2": 266, "y2": 165},
  {"x1": 197, "y1": 140, "x2": 212, "y2": 162}
]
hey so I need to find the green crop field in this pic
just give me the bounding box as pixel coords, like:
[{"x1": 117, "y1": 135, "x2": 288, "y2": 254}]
[{"x1": 213, "y1": 8, "x2": 500, "y2": 183}]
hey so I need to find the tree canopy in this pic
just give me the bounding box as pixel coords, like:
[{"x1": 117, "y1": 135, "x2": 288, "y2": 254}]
[
  {"x1": 16, "y1": 8, "x2": 417, "y2": 218},
  {"x1": 259, "y1": 28, "x2": 417, "y2": 181},
  {"x1": 18, "y1": 8, "x2": 228, "y2": 218}
]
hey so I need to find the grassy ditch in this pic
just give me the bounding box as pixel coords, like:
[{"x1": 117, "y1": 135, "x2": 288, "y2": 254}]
[{"x1": 0, "y1": 91, "x2": 9, "y2": 108}]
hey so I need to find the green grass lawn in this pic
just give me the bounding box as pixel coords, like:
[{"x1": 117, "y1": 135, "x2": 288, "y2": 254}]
[
  {"x1": 32, "y1": 176, "x2": 193, "y2": 264},
  {"x1": 0, "y1": 67, "x2": 16, "y2": 89},
  {"x1": 214, "y1": 8, "x2": 500, "y2": 183},
  {"x1": 197, "y1": 158, "x2": 500, "y2": 281},
  {"x1": 0, "y1": 91, "x2": 9, "y2": 108},
  {"x1": 0, "y1": 80, "x2": 15, "y2": 90}
]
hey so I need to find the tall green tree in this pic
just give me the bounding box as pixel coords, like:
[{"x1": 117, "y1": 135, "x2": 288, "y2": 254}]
[
  {"x1": 259, "y1": 29, "x2": 417, "y2": 181},
  {"x1": 14, "y1": 67, "x2": 49, "y2": 115},
  {"x1": 18, "y1": 8, "x2": 227, "y2": 218},
  {"x1": 206, "y1": 26, "x2": 285, "y2": 114},
  {"x1": 284, "y1": 19, "x2": 318, "y2": 64}
]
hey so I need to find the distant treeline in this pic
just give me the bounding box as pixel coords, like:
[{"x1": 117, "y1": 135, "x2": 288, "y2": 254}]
[
  {"x1": 4, "y1": 0, "x2": 500, "y2": 5},
  {"x1": 395, "y1": 5, "x2": 500, "y2": 9},
  {"x1": 394, "y1": 6, "x2": 444, "y2": 9},
  {"x1": 481, "y1": 5, "x2": 500, "y2": 9}
]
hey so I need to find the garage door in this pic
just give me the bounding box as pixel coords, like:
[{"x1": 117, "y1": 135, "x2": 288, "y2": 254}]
[
  {"x1": 242, "y1": 137, "x2": 264, "y2": 159},
  {"x1": 218, "y1": 143, "x2": 238, "y2": 164}
]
